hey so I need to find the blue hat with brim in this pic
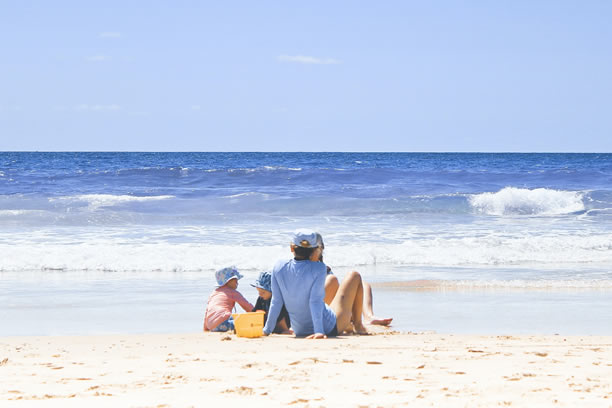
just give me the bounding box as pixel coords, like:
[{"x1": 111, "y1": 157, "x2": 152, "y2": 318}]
[
  {"x1": 251, "y1": 271, "x2": 272, "y2": 292},
  {"x1": 215, "y1": 266, "x2": 243, "y2": 287}
]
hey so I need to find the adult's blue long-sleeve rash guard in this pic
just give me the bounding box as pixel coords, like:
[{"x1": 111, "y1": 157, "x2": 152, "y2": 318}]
[{"x1": 263, "y1": 258, "x2": 337, "y2": 336}]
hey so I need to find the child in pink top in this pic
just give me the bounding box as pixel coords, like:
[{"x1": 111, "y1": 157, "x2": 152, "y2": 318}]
[{"x1": 203, "y1": 266, "x2": 254, "y2": 332}]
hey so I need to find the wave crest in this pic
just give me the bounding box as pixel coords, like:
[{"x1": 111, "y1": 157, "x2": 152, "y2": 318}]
[
  {"x1": 49, "y1": 194, "x2": 175, "y2": 209},
  {"x1": 2, "y1": 232, "x2": 612, "y2": 272},
  {"x1": 469, "y1": 187, "x2": 585, "y2": 216}
]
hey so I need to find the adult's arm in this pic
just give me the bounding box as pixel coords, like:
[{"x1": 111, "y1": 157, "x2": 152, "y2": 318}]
[
  {"x1": 263, "y1": 271, "x2": 285, "y2": 335},
  {"x1": 308, "y1": 263, "x2": 327, "y2": 335}
]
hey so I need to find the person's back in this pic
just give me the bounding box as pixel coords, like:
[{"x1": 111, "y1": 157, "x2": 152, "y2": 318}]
[
  {"x1": 265, "y1": 230, "x2": 369, "y2": 338},
  {"x1": 265, "y1": 258, "x2": 336, "y2": 336}
]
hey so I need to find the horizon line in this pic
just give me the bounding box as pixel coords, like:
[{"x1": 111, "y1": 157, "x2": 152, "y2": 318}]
[{"x1": 1, "y1": 150, "x2": 611, "y2": 154}]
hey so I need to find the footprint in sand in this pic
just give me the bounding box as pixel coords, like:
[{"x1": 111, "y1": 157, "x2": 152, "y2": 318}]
[{"x1": 223, "y1": 386, "x2": 254, "y2": 395}]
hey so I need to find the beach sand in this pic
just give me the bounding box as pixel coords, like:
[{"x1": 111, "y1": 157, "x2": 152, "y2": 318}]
[{"x1": 1, "y1": 328, "x2": 611, "y2": 407}]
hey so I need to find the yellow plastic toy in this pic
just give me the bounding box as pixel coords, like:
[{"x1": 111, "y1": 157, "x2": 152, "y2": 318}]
[{"x1": 232, "y1": 310, "x2": 265, "y2": 338}]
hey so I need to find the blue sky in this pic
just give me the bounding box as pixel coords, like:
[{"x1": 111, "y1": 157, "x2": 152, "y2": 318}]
[{"x1": 1, "y1": 1, "x2": 611, "y2": 152}]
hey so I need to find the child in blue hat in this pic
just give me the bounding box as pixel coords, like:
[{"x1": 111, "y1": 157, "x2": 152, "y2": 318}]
[
  {"x1": 203, "y1": 266, "x2": 254, "y2": 332},
  {"x1": 251, "y1": 271, "x2": 291, "y2": 334}
]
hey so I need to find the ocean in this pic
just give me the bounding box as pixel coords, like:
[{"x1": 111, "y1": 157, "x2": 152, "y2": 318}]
[{"x1": 1, "y1": 152, "x2": 612, "y2": 335}]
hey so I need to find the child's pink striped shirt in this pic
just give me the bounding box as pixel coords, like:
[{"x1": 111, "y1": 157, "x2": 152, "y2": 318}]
[{"x1": 204, "y1": 286, "x2": 254, "y2": 331}]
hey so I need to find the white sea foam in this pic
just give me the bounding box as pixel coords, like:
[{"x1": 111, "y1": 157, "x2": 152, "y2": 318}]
[
  {"x1": 49, "y1": 194, "x2": 175, "y2": 209},
  {"x1": 0, "y1": 243, "x2": 286, "y2": 273},
  {"x1": 222, "y1": 192, "x2": 270, "y2": 199},
  {"x1": 1, "y1": 232, "x2": 611, "y2": 274},
  {"x1": 469, "y1": 187, "x2": 585, "y2": 216},
  {"x1": 263, "y1": 166, "x2": 302, "y2": 171},
  {"x1": 0, "y1": 209, "x2": 46, "y2": 216},
  {"x1": 228, "y1": 166, "x2": 302, "y2": 173},
  {"x1": 327, "y1": 234, "x2": 612, "y2": 268}
]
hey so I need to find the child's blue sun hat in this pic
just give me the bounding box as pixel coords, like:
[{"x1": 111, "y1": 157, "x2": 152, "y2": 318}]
[
  {"x1": 251, "y1": 271, "x2": 272, "y2": 292},
  {"x1": 215, "y1": 266, "x2": 243, "y2": 287}
]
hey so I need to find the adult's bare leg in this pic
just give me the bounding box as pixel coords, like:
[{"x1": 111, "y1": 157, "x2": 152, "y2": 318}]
[
  {"x1": 330, "y1": 270, "x2": 368, "y2": 334},
  {"x1": 362, "y1": 282, "x2": 393, "y2": 326},
  {"x1": 324, "y1": 274, "x2": 339, "y2": 305}
]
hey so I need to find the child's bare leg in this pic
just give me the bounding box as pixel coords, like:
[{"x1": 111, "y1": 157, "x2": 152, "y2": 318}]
[
  {"x1": 276, "y1": 317, "x2": 293, "y2": 335},
  {"x1": 330, "y1": 271, "x2": 368, "y2": 334},
  {"x1": 324, "y1": 274, "x2": 339, "y2": 305},
  {"x1": 362, "y1": 282, "x2": 393, "y2": 326}
]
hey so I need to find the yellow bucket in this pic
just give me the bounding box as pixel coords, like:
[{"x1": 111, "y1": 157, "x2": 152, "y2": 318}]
[{"x1": 232, "y1": 311, "x2": 265, "y2": 338}]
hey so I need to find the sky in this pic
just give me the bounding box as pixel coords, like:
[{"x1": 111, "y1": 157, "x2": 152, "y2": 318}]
[{"x1": 1, "y1": 1, "x2": 611, "y2": 152}]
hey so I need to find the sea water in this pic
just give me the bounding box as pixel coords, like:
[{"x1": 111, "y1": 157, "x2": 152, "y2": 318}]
[{"x1": 1, "y1": 152, "x2": 612, "y2": 335}]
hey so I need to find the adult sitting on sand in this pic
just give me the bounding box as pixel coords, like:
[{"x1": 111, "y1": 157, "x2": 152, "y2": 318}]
[
  {"x1": 263, "y1": 230, "x2": 368, "y2": 339},
  {"x1": 315, "y1": 232, "x2": 393, "y2": 326}
]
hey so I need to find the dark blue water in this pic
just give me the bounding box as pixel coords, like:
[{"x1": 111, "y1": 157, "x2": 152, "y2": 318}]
[
  {"x1": 2, "y1": 152, "x2": 612, "y2": 197},
  {"x1": 2, "y1": 152, "x2": 611, "y2": 220}
]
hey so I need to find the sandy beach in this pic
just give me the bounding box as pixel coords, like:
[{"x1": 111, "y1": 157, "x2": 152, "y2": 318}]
[{"x1": 1, "y1": 328, "x2": 611, "y2": 407}]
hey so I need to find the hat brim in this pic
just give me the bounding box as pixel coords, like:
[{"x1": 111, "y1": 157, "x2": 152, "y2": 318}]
[
  {"x1": 251, "y1": 283, "x2": 271, "y2": 292},
  {"x1": 217, "y1": 275, "x2": 241, "y2": 287},
  {"x1": 292, "y1": 242, "x2": 319, "y2": 248}
]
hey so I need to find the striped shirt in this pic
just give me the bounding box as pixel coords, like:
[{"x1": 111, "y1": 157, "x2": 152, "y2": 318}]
[{"x1": 204, "y1": 286, "x2": 253, "y2": 331}]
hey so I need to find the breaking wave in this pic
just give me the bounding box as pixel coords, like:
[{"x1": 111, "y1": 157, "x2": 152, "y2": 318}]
[
  {"x1": 49, "y1": 194, "x2": 175, "y2": 209},
  {"x1": 2, "y1": 232, "x2": 611, "y2": 272},
  {"x1": 469, "y1": 187, "x2": 585, "y2": 216}
]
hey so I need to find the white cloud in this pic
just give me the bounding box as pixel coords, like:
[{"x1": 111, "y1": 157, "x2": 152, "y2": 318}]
[
  {"x1": 277, "y1": 55, "x2": 341, "y2": 65},
  {"x1": 99, "y1": 32, "x2": 121, "y2": 38},
  {"x1": 87, "y1": 55, "x2": 112, "y2": 62},
  {"x1": 74, "y1": 104, "x2": 121, "y2": 112}
]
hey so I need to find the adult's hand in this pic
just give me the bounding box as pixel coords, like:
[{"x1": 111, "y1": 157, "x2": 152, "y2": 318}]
[{"x1": 306, "y1": 333, "x2": 327, "y2": 339}]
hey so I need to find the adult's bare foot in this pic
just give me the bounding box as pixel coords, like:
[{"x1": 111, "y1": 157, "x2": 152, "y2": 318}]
[
  {"x1": 352, "y1": 323, "x2": 370, "y2": 335},
  {"x1": 366, "y1": 317, "x2": 393, "y2": 326}
]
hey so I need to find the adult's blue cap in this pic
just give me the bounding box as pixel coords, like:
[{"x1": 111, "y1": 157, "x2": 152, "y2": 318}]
[{"x1": 291, "y1": 229, "x2": 320, "y2": 248}]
